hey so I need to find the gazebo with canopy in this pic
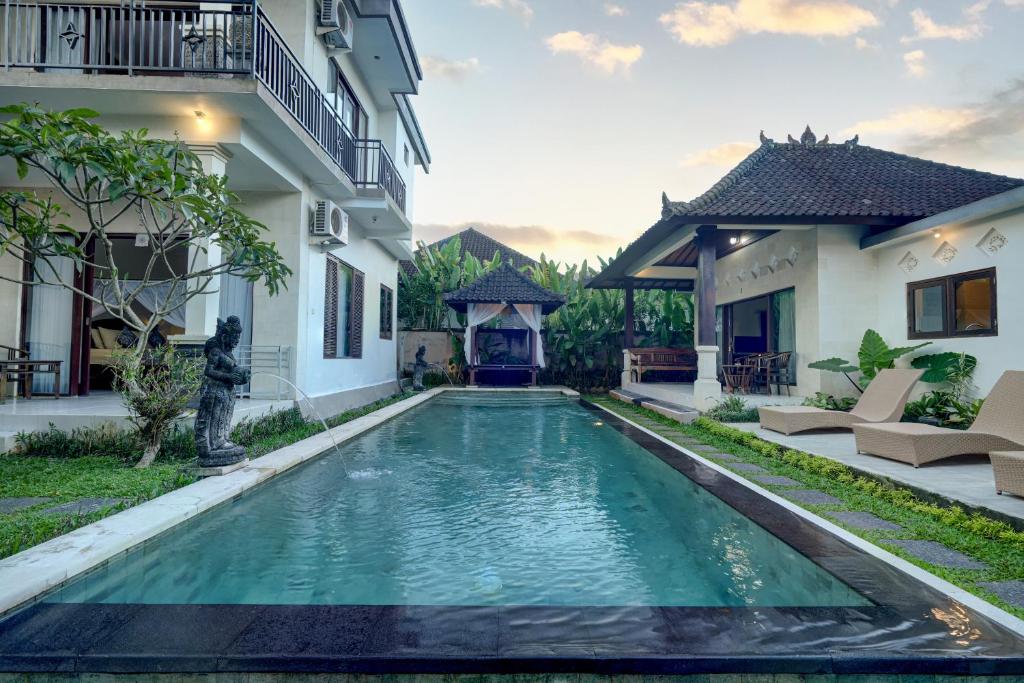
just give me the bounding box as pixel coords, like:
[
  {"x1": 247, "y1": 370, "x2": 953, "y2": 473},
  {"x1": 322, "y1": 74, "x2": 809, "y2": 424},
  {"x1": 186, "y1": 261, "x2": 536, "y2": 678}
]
[{"x1": 444, "y1": 264, "x2": 564, "y2": 386}]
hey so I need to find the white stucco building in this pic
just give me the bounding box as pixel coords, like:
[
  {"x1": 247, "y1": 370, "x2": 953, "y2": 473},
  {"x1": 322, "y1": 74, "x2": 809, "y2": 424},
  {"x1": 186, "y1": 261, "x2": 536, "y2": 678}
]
[
  {"x1": 0, "y1": 0, "x2": 430, "y2": 421},
  {"x1": 589, "y1": 127, "x2": 1024, "y2": 410}
]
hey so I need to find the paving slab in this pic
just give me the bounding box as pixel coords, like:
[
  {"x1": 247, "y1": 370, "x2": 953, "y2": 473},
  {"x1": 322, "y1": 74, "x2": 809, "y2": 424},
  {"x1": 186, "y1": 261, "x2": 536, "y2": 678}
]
[
  {"x1": 699, "y1": 452, "x2": 740, "y2": 461},
  {"x1": 828, "y1": 511, "x2": 903, "y2": 531},
  {"x1": 752, "y1": 475, "x2": 802, "y2": 487},
  {"x1": 730, "y1": 463, "x2": 768, "y2": 474},
  {"x1": 784, "y1": 489, "x2": 846, "y2": 507},
  {"x1": 979, "y1": 580, "x2": 1024, "y2": 609},
  {"x1": 41, "y1": 498, "x2": 128, "y2": 516},
  {"x1": 0, "y1": 497, "x2": 53, "y2": 514},
  {"x1": 883, "y1": 539, "x2": 988, "y2": 570}
]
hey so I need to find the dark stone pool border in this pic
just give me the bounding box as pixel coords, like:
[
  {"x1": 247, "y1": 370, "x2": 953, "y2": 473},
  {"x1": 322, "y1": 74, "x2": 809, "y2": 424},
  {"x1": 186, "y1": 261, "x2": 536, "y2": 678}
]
[{"x1": 0, "y1": 396, "x2": 1022, "y2": 676}]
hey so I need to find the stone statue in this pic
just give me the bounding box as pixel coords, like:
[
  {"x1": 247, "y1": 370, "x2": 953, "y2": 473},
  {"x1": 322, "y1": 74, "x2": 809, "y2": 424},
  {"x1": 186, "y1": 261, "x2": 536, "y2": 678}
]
[
  {"x1": 195, "y1": 316, "x2": 251, "y2": 468},
  {"x1": 412, "y1": 344, "x2": 428, "y2": 392}
]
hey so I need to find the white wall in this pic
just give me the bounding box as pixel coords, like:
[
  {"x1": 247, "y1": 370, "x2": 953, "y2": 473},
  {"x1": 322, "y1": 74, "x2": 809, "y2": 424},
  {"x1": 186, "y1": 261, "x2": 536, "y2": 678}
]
[
  {"x1": 714, "y1": 229, "x2": 823, "y2": 395},
  {"x1": 300, "y1": 221, "x2": 398, "y2": 399},
  {"x1": 873, "y1": 208, "x2": 1024, "y2": 395}
]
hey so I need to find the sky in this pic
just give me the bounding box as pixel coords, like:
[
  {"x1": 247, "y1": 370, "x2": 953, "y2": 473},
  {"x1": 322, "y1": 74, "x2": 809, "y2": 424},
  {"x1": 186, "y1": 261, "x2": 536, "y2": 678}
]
[{"x1": 402, "y1": 0, "x2": 1024, "y2": 267}]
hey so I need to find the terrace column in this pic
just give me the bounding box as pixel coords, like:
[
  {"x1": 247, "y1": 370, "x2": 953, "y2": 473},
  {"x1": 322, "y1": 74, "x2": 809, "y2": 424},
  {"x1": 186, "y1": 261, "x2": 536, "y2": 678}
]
[
  {"x1": 171, "y1": 145, "x2": 232, "y2": 346},
  {"x1": 693, "y1": 225, "x2": 722, "y2": 411},
  {"x1": 621, "y1": 282, "x2": 635, "y2": 386}
]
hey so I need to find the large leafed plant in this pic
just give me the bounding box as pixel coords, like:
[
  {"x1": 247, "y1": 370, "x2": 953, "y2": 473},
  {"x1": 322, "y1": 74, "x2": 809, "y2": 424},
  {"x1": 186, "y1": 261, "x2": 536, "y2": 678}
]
[{"x1": 808, "y1": 329, "x2": 929, "y2": 393}]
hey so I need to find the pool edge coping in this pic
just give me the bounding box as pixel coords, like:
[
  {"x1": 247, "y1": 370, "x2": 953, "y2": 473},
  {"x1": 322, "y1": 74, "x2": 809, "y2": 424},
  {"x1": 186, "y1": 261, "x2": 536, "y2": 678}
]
[
  {"x1": 586, "y1": 398, "x2": 1024, "y2": 639},
  {"x1": 0, "y1": 385, "x2": 580, "y2": 616}
]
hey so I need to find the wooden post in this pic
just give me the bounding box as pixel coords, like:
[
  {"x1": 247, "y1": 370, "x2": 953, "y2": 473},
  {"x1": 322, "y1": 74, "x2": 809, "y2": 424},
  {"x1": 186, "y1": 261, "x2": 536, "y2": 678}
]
[
  {"x1": 693, "y1": 225, "x2": 722, "y2": 411},
  {"x1": 696, "y1": 225, "x2": 717, "y2": 347},
  {"x1": 624, "y1": 282, "x2": 635, "y2": 349}
]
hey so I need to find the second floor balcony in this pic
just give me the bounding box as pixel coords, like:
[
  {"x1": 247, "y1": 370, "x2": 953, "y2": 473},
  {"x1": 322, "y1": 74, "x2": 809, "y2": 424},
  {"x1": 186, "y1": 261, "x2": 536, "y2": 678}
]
[{"x1": 0, "y1": 0, "x2": 407, "y2": 213}]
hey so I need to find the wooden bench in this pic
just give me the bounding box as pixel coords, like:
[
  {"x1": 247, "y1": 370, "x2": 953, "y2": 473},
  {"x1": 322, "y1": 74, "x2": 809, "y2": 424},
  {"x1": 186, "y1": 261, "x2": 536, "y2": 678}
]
[
  {"x1": 0, "y1": 344, "x2": 62, "y2": 402},
  {"x1": 626, "y1": 347, "x2": 697, "y2": 383}
]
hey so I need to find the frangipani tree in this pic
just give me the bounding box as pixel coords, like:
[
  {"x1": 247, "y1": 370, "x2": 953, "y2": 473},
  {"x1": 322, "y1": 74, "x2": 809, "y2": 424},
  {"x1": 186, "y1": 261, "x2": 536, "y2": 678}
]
[{"x1": 0, "y1": 104, "x2": 291, "y2": 466}]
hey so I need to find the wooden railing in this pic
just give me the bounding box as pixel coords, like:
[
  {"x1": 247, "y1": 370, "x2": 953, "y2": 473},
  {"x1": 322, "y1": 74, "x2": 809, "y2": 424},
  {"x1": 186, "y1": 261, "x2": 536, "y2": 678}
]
[
  {"x1": 355, "y1": 139, "x2": 407, "y2": 213},
  {"x1": 1, "y1": 1, "x2": 406, "y2": 211}
]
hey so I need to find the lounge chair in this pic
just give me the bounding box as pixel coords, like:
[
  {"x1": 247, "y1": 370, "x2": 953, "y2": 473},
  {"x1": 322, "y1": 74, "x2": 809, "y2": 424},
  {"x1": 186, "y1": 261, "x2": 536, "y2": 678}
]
[
  {"x1": 853, "y1": 370, "x2": 1024, "y2": 468},
  {"x1": 758, "y1": 368, "x2": 924, "y2": 436}
]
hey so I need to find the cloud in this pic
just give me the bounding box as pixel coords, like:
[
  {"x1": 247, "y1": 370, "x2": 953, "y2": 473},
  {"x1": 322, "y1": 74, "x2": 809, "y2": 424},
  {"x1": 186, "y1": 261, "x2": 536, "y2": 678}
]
[
  {"x1": 421, "y1": 55, "x2": 482, "y2": 81},
  {"x1": 902, "y1": 49, "x2": 927, "y2": 77},
  {"x1": 471, "y1": 0, "x2": 534, "y2": 23},
  {"x1": 854, "y1": 36, "x2": 877, "y2": 49},
  {"x1": 901, "y1": 1, "x2": 989, "y2": 43},
  {"x1": 413, "y1": 222, "x2": 622, "y2": 265},
  {"x1": 604, "y1": 3, "x2": 628, "y2": 16},
  {"x1": 844, "y1": 106, "x2": 981, "y2": 137},
  {"x1": 841, "y1": 79, "x2": 1024, "y2": 163},
  {"x1": 679, "y1": 141, "x2": 758, "y2": 167},
  {"x1": 658, "y1": 0, "x2": 879, "y2": 47},
  {"x1": 546, "y1": 31, "x2": 644, "y2": 74}
]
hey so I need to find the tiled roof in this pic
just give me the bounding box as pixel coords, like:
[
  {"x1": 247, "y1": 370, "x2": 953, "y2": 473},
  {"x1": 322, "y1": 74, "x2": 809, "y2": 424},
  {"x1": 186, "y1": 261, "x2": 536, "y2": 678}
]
[
  {"x1": 427, "y1": 227, "x2": 538, "y2": 270},
  {"x1": 444, "y1": 264, "x2": 564, "y2": 313},
  {"x1": 661, "y1": 127, "x2": 1024, "y2": 220}
]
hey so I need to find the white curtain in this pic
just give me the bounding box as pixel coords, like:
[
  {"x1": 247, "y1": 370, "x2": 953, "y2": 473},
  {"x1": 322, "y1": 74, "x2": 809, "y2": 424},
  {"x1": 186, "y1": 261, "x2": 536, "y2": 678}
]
[
  {"x1": 93, "y1": 280, "x2": 187, "y2": 329},
  {"x1": 464, "y1": 303, "x2": 506, "y2": 364},
  {"x1": 219, "y1": 274, "x2": 254, "y2": 346},
  {"x1": 28, "y1": 253, "x2": 74, "y2": 394},
  {"x1": 512, "y1": 303, "x2": 546, "y2": 369}
]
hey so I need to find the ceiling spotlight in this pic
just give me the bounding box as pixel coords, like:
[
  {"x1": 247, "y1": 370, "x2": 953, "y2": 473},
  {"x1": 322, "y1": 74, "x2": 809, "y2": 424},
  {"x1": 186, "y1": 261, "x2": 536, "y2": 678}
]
[
  {"x1": 740, "y1": 236, "x2": 749, "y2": 244},
  {"x1": 933, "y1": 231, "x2": 941, "y2": 239},
  {"x1": 729, "y1": 236, "x2": 738, "y2": 245}
]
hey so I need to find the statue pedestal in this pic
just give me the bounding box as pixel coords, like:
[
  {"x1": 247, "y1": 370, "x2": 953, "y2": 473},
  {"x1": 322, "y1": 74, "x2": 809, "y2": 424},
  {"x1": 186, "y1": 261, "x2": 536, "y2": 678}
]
[{"x1": 195, "y1": 458, "x2": 249, "y2": 478}]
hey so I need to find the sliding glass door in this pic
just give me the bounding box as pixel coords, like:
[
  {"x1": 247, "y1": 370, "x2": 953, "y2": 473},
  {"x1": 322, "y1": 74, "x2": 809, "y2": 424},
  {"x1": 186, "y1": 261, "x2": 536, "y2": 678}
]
[{"x1": 717, "y1": 287, "x2": 797, "y2": 384}]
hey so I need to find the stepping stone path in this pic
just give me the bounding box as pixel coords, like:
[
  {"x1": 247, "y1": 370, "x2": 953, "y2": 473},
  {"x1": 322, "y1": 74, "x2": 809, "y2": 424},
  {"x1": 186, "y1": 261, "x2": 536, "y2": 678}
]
[
  {"x1": 701, "y1": 452, "x2": 740, "y2": 461},
  {"x1": 729, "y1": 463, "x2": 768, "y2": 474},
  {"x1": 828, "y1": 511, "x2": 903, "y2": 531},
  {"x1": 883, "y1": 539, "x2": 988, "y2": 570},
  {"x1": 753, "y1": 475, "x2": 802, "y2": 487},
  {"x1": 784, "y1": 490, "x2": 845, "y2": 507},
  {"x1": 979, "y1": 581, "x2": 1024, "y2": 609},
  {"x1": 42, "y1": 498, "x2": 127, "y2": 516},
  {"x1": 0, "y1": 497, "x2": 54, "y2": 514}
]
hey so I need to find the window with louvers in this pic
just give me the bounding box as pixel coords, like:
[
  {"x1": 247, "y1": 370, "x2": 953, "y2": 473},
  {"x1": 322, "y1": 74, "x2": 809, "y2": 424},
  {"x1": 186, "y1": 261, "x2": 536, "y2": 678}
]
[{"x1": 323, "y1": 256, "x2": 364, "y2": 359}]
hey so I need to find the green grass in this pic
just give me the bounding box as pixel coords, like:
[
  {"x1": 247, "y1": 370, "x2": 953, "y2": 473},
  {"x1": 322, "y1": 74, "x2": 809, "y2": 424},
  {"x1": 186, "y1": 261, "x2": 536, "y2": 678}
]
[
  {"x1": 587, "y1": 394, "x2": 1024, "y2": 620},
  {"x1": 0, "y1": 392, "x2": 414, "y2": 560}
]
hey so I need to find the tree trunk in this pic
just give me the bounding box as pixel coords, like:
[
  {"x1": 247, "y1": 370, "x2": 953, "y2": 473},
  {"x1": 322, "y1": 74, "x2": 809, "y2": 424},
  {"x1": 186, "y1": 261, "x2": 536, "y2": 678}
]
[{"x1": 135, "y1": 432, "x2": 161, "y2": 468}]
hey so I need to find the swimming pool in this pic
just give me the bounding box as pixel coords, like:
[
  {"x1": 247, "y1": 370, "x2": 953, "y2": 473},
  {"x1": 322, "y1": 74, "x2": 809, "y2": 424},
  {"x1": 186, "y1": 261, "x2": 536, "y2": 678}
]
[
  {"x1": 2, "y1": 391, "x2": 1023, "y2": 675},
  {"x1": 44, "y1": 392, "x2": 864, "y2": 607}
]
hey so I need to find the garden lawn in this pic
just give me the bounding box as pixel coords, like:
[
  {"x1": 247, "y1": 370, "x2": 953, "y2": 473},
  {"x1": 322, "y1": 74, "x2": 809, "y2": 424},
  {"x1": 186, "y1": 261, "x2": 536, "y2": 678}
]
[
  {"x1": 587, "y1": 395, "x2": 1024, "y2": 621},
  {"x1": 0, "y1": 392, "x2": 412, "y2": 560}
]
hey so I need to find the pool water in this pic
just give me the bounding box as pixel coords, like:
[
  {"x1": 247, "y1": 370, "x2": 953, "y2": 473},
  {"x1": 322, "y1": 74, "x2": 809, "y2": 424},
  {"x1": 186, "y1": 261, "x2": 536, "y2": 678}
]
[{"x1": 47, "y1": 394, "x2": 868, "y2": 607}]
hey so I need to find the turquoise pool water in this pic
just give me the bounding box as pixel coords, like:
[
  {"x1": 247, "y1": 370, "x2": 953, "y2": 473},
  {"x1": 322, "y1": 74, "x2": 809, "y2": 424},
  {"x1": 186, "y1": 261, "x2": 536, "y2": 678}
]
[{"x1": 47, "y1": 394, "x2": 868, "y2": 607}]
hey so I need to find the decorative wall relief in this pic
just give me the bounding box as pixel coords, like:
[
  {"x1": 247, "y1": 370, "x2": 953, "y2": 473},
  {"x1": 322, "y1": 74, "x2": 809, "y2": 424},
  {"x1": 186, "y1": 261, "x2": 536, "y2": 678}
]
[
  {"x1": 769, "y1": 254, "x2": 781, "y2": 273},
  {"x1": 932, "y1": 241, "x2": 958, "y2": 266},
  {"x1": 898, "y1": 251, "x2": 919, "y2": 274},
  {"x1": 735, "y1": 270, "x2": 747, "y2": 283},
  {"x1": 750, "y1": 261, "x2": 761, "y2": 279},
  {"x1": 785, "y1": 246, "x2": 800, "y2": 266},
  {"x1": 976, "y1": 228, "x2": 1008, "y2": 256}
]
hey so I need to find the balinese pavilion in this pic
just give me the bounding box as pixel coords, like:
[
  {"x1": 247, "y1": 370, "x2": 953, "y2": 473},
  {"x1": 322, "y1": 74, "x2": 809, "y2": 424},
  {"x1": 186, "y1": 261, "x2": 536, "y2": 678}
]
[
  {"x1": 587, "y1": 126, "x2": 1024, "y2": 409},
  {"x1": 444, "y1": 264, "x2": 564, "y2": 386}
]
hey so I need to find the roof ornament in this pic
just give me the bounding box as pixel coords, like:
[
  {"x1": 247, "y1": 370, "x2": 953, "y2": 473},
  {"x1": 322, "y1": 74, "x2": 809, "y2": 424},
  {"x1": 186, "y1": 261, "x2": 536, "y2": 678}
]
[
  {"x1": 759, "y1": 130, "x2": 774, "y2": 146},
  {"x1": 844, "y1": 134, "x2": 860, "y2": 148},
  {"x1": 800, "y1": 125, "x2": 817, "y2": 145}
]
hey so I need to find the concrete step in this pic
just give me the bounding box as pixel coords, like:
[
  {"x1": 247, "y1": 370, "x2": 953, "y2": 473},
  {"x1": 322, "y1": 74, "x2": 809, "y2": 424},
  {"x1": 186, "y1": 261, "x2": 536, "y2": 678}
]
[
  {"x1": 609, "y1": 389, "x2": 699, "y2": 425},
  {"x1": 0, "y1": 431, "x2": 18, "y2": 455}
]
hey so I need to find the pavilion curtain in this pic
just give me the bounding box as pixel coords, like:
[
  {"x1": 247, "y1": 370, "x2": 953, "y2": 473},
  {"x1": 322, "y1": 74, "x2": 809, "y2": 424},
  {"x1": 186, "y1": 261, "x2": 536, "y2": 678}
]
[
  {"x1": 512, "y1": 303, "x2": 546, "y2": 369},
  {"x1": 464, "y1": 303, "x2": 506, "y2": 364},
  {"x1": 92, "y1": 281, "x2": 187, "y2": 329},
  {"x1": 771, "y1": 288, "x2": 797, "y2": 381},
  {"x1": 28, "y1": 249, "x2": 74, "y2": 394}
]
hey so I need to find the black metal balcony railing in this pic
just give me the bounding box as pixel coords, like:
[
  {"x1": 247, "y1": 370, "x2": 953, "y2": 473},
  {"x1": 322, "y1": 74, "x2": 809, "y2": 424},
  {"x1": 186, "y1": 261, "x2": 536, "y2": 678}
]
[
  {"x1": 0, "y1": 1, "x2": 407, "y2": 212},
  {"x1": 355, "y1": 140, "x2": 406, "y2": 213}
]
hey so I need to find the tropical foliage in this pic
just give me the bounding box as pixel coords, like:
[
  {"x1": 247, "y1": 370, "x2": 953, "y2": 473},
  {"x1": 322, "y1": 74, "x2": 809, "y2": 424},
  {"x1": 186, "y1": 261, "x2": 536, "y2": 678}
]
[
  {"x1": 808, "y1": 329, "x2": 929, "y2": 392},
  {"x1": 801, "y1": 392, "x2": 858, "y2": 412},
  {"x1": 904, "y1": 352, "x2": 981, "y2": 428},
  {"x1": 398, "y1": 243, "x2": 695, "y2": 390},
  {"x1": 704, "y1": 395, "x2": 759, "y2": 422}
]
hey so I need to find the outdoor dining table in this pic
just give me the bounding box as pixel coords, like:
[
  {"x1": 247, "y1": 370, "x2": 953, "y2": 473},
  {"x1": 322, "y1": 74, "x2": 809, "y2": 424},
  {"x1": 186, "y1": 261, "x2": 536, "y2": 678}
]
[{"x1": 0, "y1": 358, "x2": 62, "y2": 402}]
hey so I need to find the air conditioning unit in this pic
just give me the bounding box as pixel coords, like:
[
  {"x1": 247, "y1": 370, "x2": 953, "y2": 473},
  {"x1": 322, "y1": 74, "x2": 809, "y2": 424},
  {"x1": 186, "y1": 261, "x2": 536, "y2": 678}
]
[
  {"x1": 312, "y1": 200, "x2": 349, "y2": 246},
  {"x1": 317, "y1": 0, "x2": 354, "y2": 50}
]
